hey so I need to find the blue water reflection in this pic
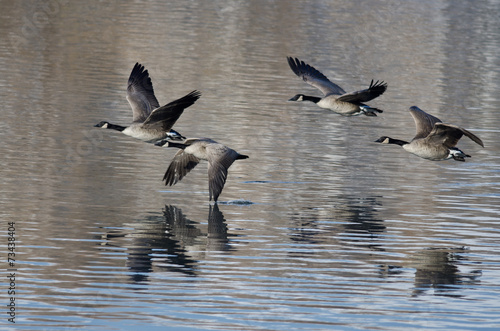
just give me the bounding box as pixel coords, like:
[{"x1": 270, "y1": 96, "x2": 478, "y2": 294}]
[{"x1": 2, "y1": 0, "x2": 500, "y2": 330}]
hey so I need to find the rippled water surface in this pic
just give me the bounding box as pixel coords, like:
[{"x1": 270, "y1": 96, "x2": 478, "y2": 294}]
[{"x1": 1, "y1": 1, "x2": 500, "y2": 330}]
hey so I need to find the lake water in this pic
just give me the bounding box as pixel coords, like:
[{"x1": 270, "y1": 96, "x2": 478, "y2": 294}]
[{"x1": 1, "y1": 1, "x2": 500, "y2": 330}]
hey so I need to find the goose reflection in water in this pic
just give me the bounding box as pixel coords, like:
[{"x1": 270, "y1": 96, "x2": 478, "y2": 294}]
[
  {"x1": 99, "y1": 204, "x2": 231, "y2": 284},
  {"x1": 379, "y1": 247, "x2": 482, "y2": 297},
  {"x1": 409, "y1": 247, "x2": 481, "y2": 297}
]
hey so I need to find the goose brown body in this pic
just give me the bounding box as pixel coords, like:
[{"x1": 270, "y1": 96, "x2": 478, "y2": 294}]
[
  {"x1": 156, "y1": 138, "x2": 248, "y2": 202},
  {"x1": 95, "y1": 62, "x2": 200, "y2": 143},
  {"x1": 287, "y1": 57, "x2": 387, "y2": 116},
  {"x1": 375, "y1": 106, "x2": 484, "y2": 161}
]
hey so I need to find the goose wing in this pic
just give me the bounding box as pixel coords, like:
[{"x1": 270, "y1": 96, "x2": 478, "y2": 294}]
[
  {"x1": 287, "y1": 57, "x2": 346, "y2": 96},
  {"x1": 163, "y1": 149, "x2": 200, "y2": 186},
  {"x1": 126, "y1": 63, "x2": 160, "y2": 123},
  {"x1": 142, "y1": 90, "x2": 201, "y2": 131},
  {"x1": 336, "y1": 80, "x2": 387, "y2": 103},
  {"x1": 408, "y1": 106, "x2": 442, "y2": 140},
  {"x1": 206, "y1": 145, "x2": 239, "y2": 201},
  {"x1": 426, "y1": 123, "x2": 484, "y2": 148}
]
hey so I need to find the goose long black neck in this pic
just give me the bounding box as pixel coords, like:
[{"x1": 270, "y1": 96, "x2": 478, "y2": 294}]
[
  {"x1": 107, "y1": 123, "x2": 126, "y2": 132},
  {"x1": 301, "y1": 95, "x2": 321, "y2": 103},
  {"x1": 95, "y1": 121, "x2": 126, "y2": 132},
  {"x1": 386, "y1": 137, "x2": 408, "y2": 146},
  {"x1": 375, "y1": 136, "x2": 408, "y2": 146},
  {"x1": 166, "y1": 141, "x2": 188, "y2": 149}
]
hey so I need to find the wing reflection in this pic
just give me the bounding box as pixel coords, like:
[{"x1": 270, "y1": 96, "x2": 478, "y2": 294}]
[
  {"x1": 207, "y1": 203, "x2": 230, "y2": 252},
  {"x1": 99, "y1": 204, "x2": 232, "y2": 284}
]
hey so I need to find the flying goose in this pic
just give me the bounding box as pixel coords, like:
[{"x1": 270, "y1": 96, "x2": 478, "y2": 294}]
[
  {"x1": 155, "y1": 138, "x2": 248, "y2": 202},
  {"x1": 95, "y1": 62, "x2": 201, "y2": 143},
  {"x1": 287, "y1": 57, "x2": 387, "y2": 116},
  {"x1": 375, "y1": 106, "x2": 484, "y2": 161}
]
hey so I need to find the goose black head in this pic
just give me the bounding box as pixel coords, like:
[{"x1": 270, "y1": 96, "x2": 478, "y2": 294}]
[
  {"x1": 288, "y1": 94, "x2": 305, "y2": 102},
  {"x1": 94, "y1": 121, "x2": 110, "y2": 128}
]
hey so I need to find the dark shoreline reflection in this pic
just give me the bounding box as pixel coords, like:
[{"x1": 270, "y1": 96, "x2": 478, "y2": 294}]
[
  {"x1": 98, "y1": 204, "x2": 232, "y2": 284},
  {"x1": 287, "y1": 196, "x2": 385, "y2": 250},
  {"x1": 336, "y1": 196, "x2": 385, "y2": 251}
]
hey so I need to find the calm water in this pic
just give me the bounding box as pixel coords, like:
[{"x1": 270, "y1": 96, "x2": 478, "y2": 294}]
[{"x1": 1, "y1": 0, "x2": 500, "y2": 330}]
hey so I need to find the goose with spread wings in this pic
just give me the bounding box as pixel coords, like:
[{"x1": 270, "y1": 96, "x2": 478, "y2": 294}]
[
  {"x1": 95, "y1": 62, "x2": 201, "y2": 142},
  {"x1": 375, "y1": 106, "x2": 484, "y2": 161},
  {"x1": 155, "y1": 138, "x2": 248, "y2": 202},
  {"x1": 287, "y1": 57, "x2": 387, "y2": 116}
]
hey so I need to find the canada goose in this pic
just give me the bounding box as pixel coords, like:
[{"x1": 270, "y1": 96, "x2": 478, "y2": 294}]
[
  {"x1": 287, "y1": 57, "x2": 387, "y2": 116},
  {"x1": 94, "y1": 62, "x2": 201, "y2": 143},
  {"x1": 375, "y1": 106, "x2": 484, "y2": 161},
  {"x1": 155, "y1": 138, "x2": 248, "y2": 202}
]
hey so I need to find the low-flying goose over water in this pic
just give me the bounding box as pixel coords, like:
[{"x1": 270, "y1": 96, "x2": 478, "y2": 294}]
[
  {"x1": 95, "y1": 62, "x2": 201, "y2": 143},
  {"x1": 375, "y1": 106, "x2": 484, "y2": 161},
  {"x1": 155, "y1": 138, "x2": 248, "y2": 202},
  {"x1": 287, "y1": 57, "x2": 387, "y2": 116}
]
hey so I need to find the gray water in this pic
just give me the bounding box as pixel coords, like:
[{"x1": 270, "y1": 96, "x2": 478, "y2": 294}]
[{"x1": 1, "y1": 1, "x2": 500, "y2": 330}]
